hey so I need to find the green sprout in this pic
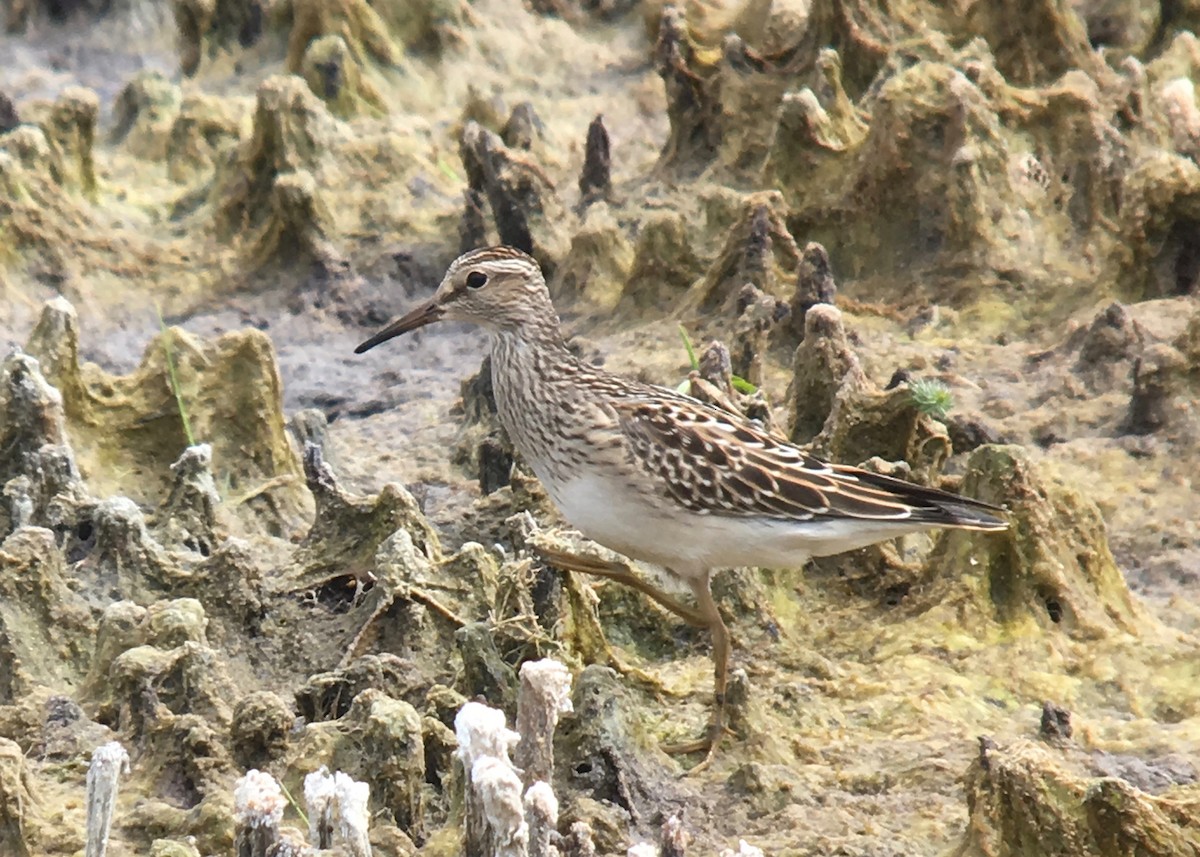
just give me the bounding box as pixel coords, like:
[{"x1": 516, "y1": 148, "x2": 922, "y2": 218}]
[
  {"x1": 730, "y1": 375, "x2": 758, "y2": 395},
  {"x1": 436, "y1": 157, "x2": 462, "y2": 183},
  {"x1": 278, "y1": 777, "x2": 310, "y2": 829},
  {"x1": 678, "y1": 323, "x2": 700, "y2": 371},
  {"x1": 676, "y1": 325, "x2": 759, "y2": 395},
  {"x1": 157, "y1": 308, "x2": 196, "y2": 447},
  {"x1": 909, "y1": 377, "x2": 954, "y2": 420}
]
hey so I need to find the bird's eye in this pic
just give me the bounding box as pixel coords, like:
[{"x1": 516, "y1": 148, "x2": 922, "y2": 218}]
[{"x1": 466, "y1": 271, "x2": 488, "y2": 289}]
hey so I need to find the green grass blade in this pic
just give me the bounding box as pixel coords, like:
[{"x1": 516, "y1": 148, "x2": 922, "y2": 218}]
[
  {"x1": 157, "y1": 308, "x2": 197, "y2": 447},
  {"x1": 730, "y1": 375, "x2": 758, "y2": 395},
  {"x1": 677, "y1": 324, "x2": 699, "y2": 371}
]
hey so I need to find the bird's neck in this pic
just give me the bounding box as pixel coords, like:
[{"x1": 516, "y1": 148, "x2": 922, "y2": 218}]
[{"x1": 489, "y1": 323, "x2": 573, "y2": 366}]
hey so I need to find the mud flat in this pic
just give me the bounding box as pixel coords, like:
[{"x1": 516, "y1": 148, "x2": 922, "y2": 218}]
[{"x1": 2, "y1": 0, "x2": 1199, "y2": 854}]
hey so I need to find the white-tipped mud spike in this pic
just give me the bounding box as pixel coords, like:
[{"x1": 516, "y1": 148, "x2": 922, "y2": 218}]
[
  {"x1": 473, "y1": 756, "x2": 529, "y2": 857},
  {"x1": 516, "y1": 658, "x2": 572, "y2": 788},
  {"x1": 233, "y1": 769, "x2": 286, "y2": 857},
  {"x1": 85, "y1": 741, "x2": 129, "y2": 857},
  {"x1": 525, "y1": 781, "x2": 558, "y2": 857}
]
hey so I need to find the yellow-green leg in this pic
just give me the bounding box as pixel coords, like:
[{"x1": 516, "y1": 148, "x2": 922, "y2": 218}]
[
  {"x1": 534, "y1": 545, "x2": 710, "y2": 628},
  {"x1": 661, "y1": 573, "x2": 731, "y2": 774}
]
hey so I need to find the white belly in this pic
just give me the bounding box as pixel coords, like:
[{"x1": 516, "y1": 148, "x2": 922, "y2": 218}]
[{"x1": 543, "y1": 471, "x2": 928, "y2": 576}]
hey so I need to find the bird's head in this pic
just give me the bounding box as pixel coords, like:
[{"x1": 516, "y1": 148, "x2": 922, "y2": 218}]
[{"x1": 355, "y1": 246, "x2": 557, "y2": 353}]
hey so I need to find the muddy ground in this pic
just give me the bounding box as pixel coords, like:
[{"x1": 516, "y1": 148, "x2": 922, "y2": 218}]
[{"x1": 2, "y1": 0, "x2": 1200, "y2": 855}]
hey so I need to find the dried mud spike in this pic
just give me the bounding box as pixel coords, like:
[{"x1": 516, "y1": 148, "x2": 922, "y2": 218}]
[
  {"x1": 1123, "y1": 344, "x2": 1186, "y2": 436},
  {"x1": 934, "y1": 445, "x2": 1141, "y2": 637},
  {"x1": 460, "y1": 188, "x2": 490, "y2": 253},
  {"x1": 467, "y1": 761, "x2": 528, "y2": 857},
  {"x1": 0, "y1": 354, "x2": 68, "y2": 485},
  {"x1": 0, "y1": 527, "x2": 95, "y2": 701},
  {"x1": 42, "y1": 86, "x2": 99, "y2": 195},
  {"x1": 455, "y1": 702, "x2": 522, "y2": 857},
  {"x1": 964, "y1": 0, "x2": 1102, "y2": 86},
  {"x1": 82, "y1": 601, "x2": 147, "y2": 703},
  {"x1": 303, "y1": 767, "x2": 372, "y2": 855},
  {"x1": 661, "y1": 810, "x2": 689, "y2": 857},
  {"x1": 502, "y1": 101, "x2": 543, "y2": 151},
  {"x1": 578, "y1": 115, "x2": 612, "y2": 208},
  {"x1": 286, "y1": 0, "x2": 399, "y2": 74},
  {"x1": 460, "y1": 356, "x2": 499, "y2": 426},
  {"x1": 1118, "y1": 56, "x2": 1148, "y2": 125},
  {"x1": 558, "y1": 665, "x2": 674, "y2": 826},
  {"x1": 1039, "y1": 701, "x2": 1072, "y2": 743},
  {"x1": 165, "y1": 94, "x2": 241, "y2": 185},
  {"x1": 303, "y1": 440, "x2": 338, "y2": 496},
  {"x1": 1084, "y1": 777, "x2": 1200, "y2": 856},
  {"x1": 250, "y1": 168, "x2": 340, "y2": 270},
  {"x1": 85, "y1": 742, "x2": 129, "y2": 857},
  {"x1": 458, "y1": 120, "x2": 561, "y2": 266},
  {"x1": 341, "y1": 690, "x2": 425, "y2": 841},
  {"x1": 811, "y1": 376, "x2": 954, "y2": 484},
  {"x1": 478, "y1": 435, "x2": 514, "y2": 495},
  {"x1": 111, "y1": 71, "x2": 181, "y2": 161},
  {"x1": 721, "y1": 33, "x2": 773, "y2": 75},
  {"x1": 213, "y1": 75, "x2": 339, "y2": 241},
  {"x1": 813, "y1": 48, "x2": 868, "y2": 140},
  {"x1": 0, "y1": 738, "x2": 36, "y2": 857},
  {"x1": 1159, "y1": 78, "x2": 1200, "y2": 162},
  {"x1": 764, "y1": 88, "x2": 846, "y2": 193},
  {"x1": 25, "y1": 296, "x2": 82, "y2": 405},
  {"x1": 1117, "y1": 148, "x2": 1200, "y2": 299},
  {"x1": 525, "y1": 781, "x2": 557, "y2": 857},
  {"x1": 789, "y1": 242, "x2": 837, "y2": 340},
  {"x1": 18, "y1": 311, "x2": 94, "y2": 538},
  {"x1": 172, "y1": 0, "x2": 267, "y2": 76},
  {"x1": 460, "y1": 121, "x2": 531, "y2": 253},
  {"x1": 233, "y1": 770, "x2": 286, "y2": 857},
  {"x1": 655, "y1": 3, "x2": 721, "y2": 170},
  {"x1": 172, "y1": 0, "x2": 212, "y2": 76},
  {"x1": 787, "y1": 304, "x2": 866, "y2": 443},
  {"x1": 104, "y1": 604, "x2": 240, "y2": 738},
  {"x1": 732, "y1": 283, "x2": 785, "y2": 386},
  {"x1": 698, "y1": 340, "x2": 734, "y2": 398},
  {"x1": 1074, "y1": 302, "x2": 1144, "y2": 384},
  {"x1": 3, "y1": 478, "x2": 34, "y2": 534},
  {"x1": 291, "y1": 440, "x2": 440, "y2": 606},
  {"x1": 288, "y1": 408, "x2": 330, "y2": 462},
  {"x1": 515, "y1": 658, "x2": 572, "y2": 789},
  {"x1": 301, "y1": 34, "x2": 387, "y2": 118},
  {"x1": 0, "y1": 91, "x2": 18, "y2": 134},
  {"x1": 561, "y1": 822, "x2": 597, "y2": 857},
  {"x1": 687, "y1": 191, "x2": 798, "y2": 313},
  {"x1": 158, "y1": 444, "x2": 220, "y2": 556},
  {"x1": 961, "y1": 739, "x2": 1200, "y2": 857},
  {"x1": 230, "y1": 691, "x2": 292, "y2": 770},
  {"x1": 741, "y1": 204, "x2": 773, "y2": 292},
  {"x1": 85, "y1": 497, "x2": 177, "y2": 603},
  {"x1": 455, "y1": 622, "x2": 518, "y2": 713},
  {"x1": 297, "y1": 656, "x2": 426, "y2": 728}
]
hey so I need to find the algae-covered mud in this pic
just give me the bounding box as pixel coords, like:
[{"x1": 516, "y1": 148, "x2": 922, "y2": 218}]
[{"x1": 2, "y1": 0, "x2": 1200, "y2": 854}]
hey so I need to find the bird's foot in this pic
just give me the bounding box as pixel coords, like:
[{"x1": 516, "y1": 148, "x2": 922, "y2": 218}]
[
  {"x1": 605, "y1": 650, "x2": 669, "y2": 692},
  {"x1": 661, "y1": 719, "x2": 731, "y2": 776}
]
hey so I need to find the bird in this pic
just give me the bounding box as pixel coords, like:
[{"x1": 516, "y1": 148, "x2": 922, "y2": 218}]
[{"x1": 355, "y1": 245, "x2": 1008, "y2": 770}]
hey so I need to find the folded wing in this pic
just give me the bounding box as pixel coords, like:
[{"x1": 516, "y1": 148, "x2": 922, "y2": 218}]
[{"x1": 613, "y1": 396, "x2": 1006, "y2": 531}]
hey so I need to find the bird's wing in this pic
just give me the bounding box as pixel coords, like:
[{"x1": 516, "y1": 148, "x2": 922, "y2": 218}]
[{"x1": 612, "y1": 395, "x2": 1006, "y2": 529}]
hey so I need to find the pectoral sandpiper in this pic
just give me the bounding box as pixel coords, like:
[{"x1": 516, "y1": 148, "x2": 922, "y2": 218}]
[{"x1": 356, "y1": 246, "x2": 1007, "y2": 770}]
